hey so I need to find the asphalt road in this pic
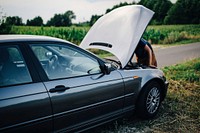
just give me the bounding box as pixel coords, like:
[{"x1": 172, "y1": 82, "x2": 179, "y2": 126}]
[{"x1": 154, "y1": 42, "x2": 200, "y2": 68}]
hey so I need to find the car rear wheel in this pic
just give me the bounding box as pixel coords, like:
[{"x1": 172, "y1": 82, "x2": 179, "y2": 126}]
[{"x1": 136, "y1": 81, "x2": 162, "y2": 119}]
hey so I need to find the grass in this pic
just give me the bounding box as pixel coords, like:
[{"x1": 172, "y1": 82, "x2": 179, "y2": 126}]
[
  {"x1": 163, "y1": 38, "x2": 200, "y2": 46},
  {"x1": 163, "y1": 59, "x2": 200, "y2": 82},
  {"x1": 143, "y1": 25, "x2": 200, "y2": 45},
  {"x1": 90, "y1": 58, "x2": 200, "y2": 133},
  {"x1": 151, "y1": 58, "x2": 200, "y2": 132}
]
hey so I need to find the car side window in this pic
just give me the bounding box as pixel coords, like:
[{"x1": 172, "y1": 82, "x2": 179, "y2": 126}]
[
  {"x1": 31, "y1": 44, "x2": 102, "y2": 80},
  {"x1": 0, "y1": 46, "x2": 32, "y2": 87}
]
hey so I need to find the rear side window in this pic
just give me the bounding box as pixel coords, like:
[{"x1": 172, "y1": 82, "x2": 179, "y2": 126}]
[{"x1": 0, "y1": 46, "x2": 32, "y2": 87}]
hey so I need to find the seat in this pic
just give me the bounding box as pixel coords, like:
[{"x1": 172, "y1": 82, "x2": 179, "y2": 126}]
[{"x1": 0, "y1": 48, "x2": 20, "y2": 86}]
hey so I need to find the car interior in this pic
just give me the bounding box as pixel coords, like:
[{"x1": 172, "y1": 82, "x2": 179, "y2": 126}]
[
  {"x1": 31, "y1": 45, "x2": 102, "y2": 80},
  {"x1": 0, "y1": 47, "x2": 32, "y2": 87}
]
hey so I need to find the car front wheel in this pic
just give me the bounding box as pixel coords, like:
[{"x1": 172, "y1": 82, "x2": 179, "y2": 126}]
[{"x1": 136, "y1": 81, "x2": 162, "y2": 119}]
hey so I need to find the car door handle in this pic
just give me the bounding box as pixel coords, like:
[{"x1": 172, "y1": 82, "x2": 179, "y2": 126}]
[{"x1": 49, "y1": 85, "x2": 70, "y2": 93}]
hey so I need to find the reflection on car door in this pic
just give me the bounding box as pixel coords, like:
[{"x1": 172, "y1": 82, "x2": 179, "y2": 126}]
[
  {"x1": 45, "y1": 71, "x2": 124, "y2": 132},
  {"x1": 0, "y1": 45, "x2": 52, "y2": 132},
  {"x1": 31, "y1": 43, "x2": 124, "y2": 132},
  {"x1": 0, "y1": 84, "x2": 53, "y2": 132}
]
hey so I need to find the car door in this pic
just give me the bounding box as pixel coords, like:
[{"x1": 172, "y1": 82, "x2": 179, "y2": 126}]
[
  {"x1": 30, "y1": 42, "x2": 125, "y2": 132},
  {"x1": 0, "y1": 44, "x2": 53, "y2": 132}
]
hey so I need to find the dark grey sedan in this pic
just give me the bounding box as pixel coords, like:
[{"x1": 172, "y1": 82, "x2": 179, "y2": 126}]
[
  {"x1": 0, "y1": 35, "x2": 168, "y2": 132},
  {"x1": 0, "y1": 4, "x2": 169, "y2": 133}
]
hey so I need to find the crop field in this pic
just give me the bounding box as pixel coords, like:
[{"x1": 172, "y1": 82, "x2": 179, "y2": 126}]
[
  {"x1": 90, "y1": 58, "x2": 200, "y2": 133},
  {"x1": 143, "y1": 25, "x2": 200, "y2": 44},
  {"x1": 9, "y1": 24, "x2": 200, "y2": 45},
  {"x1": 10, "y1": 26, "x2": 90, "y2": 45}
]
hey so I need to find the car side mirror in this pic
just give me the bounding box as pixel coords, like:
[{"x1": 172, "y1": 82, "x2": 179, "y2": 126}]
[{"x1": 104, "y1": 63, "x2": 112, "y2": 74}]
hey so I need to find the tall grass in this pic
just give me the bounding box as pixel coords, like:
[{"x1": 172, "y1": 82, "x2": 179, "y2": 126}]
[
  {"x1": 8, "y1": 25, "x2": 200, "y2": 45},
  {"x1": 158, "y1": 58, "x2": 200, "y2": 132},
  {"x1": 143, "y1": 25, "x2": 200, "y2": 44},
  {"x1": 163, "y1": 58, "x2": 200, "y2": 82}
]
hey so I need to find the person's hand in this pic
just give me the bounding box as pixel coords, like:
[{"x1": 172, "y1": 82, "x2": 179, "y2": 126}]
[{"x1": 149, "y1": 65, "x2": 157, "y2": 68}]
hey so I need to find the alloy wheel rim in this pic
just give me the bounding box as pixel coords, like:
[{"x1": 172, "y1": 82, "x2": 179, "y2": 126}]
[{"x1": 146, "y1": 87, "x2": 160, "y2": 114}]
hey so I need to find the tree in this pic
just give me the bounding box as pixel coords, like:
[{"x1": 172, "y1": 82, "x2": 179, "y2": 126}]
[
  {"x1": 46, "y1": 10, "x2": 76, "y2": 26},
  {"x1": 89, "y1": 2, "x2": 135, "y2": 26},
  {"x1": 89, "y1": 15, "x2": 102, "y2": 26},
  {"x1": 139, "y1": 0, "x2": 172, "y2": 24},
  {"x1": 27, "y1": 16, "x2": 43, "y2": 26},
  {"x1": 164, "y1": 0, "x2": 200, "y2": 24},
  {"x1": 4, "y1": 16, "x2": 23, "y2": 26},
  {"x1": 0, "y1": 6, "x2": 12, "y2": 34},
  {"x1": 0, "y1": 6, "x2": 6, "y2": 25},
  {"x1": 153, "y1": 0, "x2": 173, "y2": 24},
  {"x1": 105, "y1": 2, "x2": 136, "y2": 14},
  {"x1": 139, "y1": 0, "x2": 156, "y2": 9}
]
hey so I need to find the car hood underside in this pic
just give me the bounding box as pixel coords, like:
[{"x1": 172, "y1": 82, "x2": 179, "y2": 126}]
[{"x1": 80, "y1": 5, "x2": 154, "y2": 68}]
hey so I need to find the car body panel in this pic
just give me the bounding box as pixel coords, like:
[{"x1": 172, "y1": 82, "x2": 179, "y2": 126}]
[
  {"x1": 121, "y1": 75, "x2": 142, "y2": 112},
  {"x1": 0, "y1": 83, "x2": 53, "y2": 132},
  {"x1": 119, "y1": 68, "x2": 165, "y2": 87},
  {"x1": 118, "y1": 68, "x2": 168, "y2": 102},
  {"x1": 44, "y1": 70, "x2": 126, "y2": 132},
  {"x1": 80, "y1": 5, "x2": 154, "y2": 68},
  {"x1": 0, "y1": 35, "x2": 68, "y2": 44}
]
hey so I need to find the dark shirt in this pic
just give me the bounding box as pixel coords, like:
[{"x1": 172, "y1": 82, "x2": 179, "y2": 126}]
[{"x1": 135, "y1": 38, "x2": 152, "y2": 59}]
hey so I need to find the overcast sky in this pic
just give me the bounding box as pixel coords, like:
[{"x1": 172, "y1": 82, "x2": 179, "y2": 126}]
[{"x1": 1, "y1": 0, "x2": 177, "y2": 23}]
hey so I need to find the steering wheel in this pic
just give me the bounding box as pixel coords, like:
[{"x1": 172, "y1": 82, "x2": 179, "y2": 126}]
[{"x1": 48, "y1": 55, "x2": 59, "y2": 71}]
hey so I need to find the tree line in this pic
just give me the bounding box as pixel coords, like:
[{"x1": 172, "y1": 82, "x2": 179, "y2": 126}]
[
  {"x1": 0, "y1": 10, "x2": 76, "y2": 27},
  {"x1": 0, "y1": 0, "x2": 199, "y2": 28},
  {"x1": 91, "y1": 0, "x2": 199, "y2": 25}
]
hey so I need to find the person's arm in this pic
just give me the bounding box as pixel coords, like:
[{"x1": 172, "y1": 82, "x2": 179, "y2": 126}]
[{"x1": 144, "y1": 45, "x2": 153, "y2": 66}]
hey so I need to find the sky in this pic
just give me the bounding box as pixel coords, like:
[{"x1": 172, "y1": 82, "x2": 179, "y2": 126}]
[{"x1": 0, "y1": 0, "x2": 177, "y2": 24}]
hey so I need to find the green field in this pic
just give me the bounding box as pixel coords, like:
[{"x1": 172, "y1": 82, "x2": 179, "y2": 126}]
[
  {"x1": 144, "y1": 25, "x2": 200, "y2": 44},
  {"x1": 10, "y1": 26, "x2": 90, "y2": 45},
  {"x1": 9, "y1": 25, "x2": 200, "y2": 45}
]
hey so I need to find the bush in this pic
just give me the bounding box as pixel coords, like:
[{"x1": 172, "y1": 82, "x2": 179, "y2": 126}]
[{"x1": 0, "y1": 23, "x2": 12, "y2": 34}]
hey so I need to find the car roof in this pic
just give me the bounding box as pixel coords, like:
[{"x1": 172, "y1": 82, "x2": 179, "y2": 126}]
[{"x1": 0, "y1": 35, "x2": 70, "y2": 44}]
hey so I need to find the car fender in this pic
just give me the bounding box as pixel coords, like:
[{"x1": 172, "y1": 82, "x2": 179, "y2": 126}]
[{"x1": 118, "y1": 68, "x2": 166, "y2": 98}]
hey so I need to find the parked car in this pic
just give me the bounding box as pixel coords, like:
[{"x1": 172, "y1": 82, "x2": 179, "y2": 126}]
[{"x1": 0, "y1": 5, "x2": 168, "y2": 133}]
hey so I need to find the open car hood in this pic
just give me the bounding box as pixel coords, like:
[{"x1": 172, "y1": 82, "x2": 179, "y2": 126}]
[{"x1": 80, "y1": 5, "x2": 154, "y2": 68}]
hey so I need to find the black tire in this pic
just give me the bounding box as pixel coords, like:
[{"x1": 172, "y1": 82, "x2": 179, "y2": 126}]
[{"x1": 136, "y1": 81, "x2": 162, "y2": 119}]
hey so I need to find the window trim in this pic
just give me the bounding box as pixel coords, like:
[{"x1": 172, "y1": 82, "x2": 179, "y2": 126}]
[
  {"x1": 0, "y1": 43, "x2": 34, "y2": 88},
  {"x1": 27, "y1": 41, "x2": 105, "y2": 81}
]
